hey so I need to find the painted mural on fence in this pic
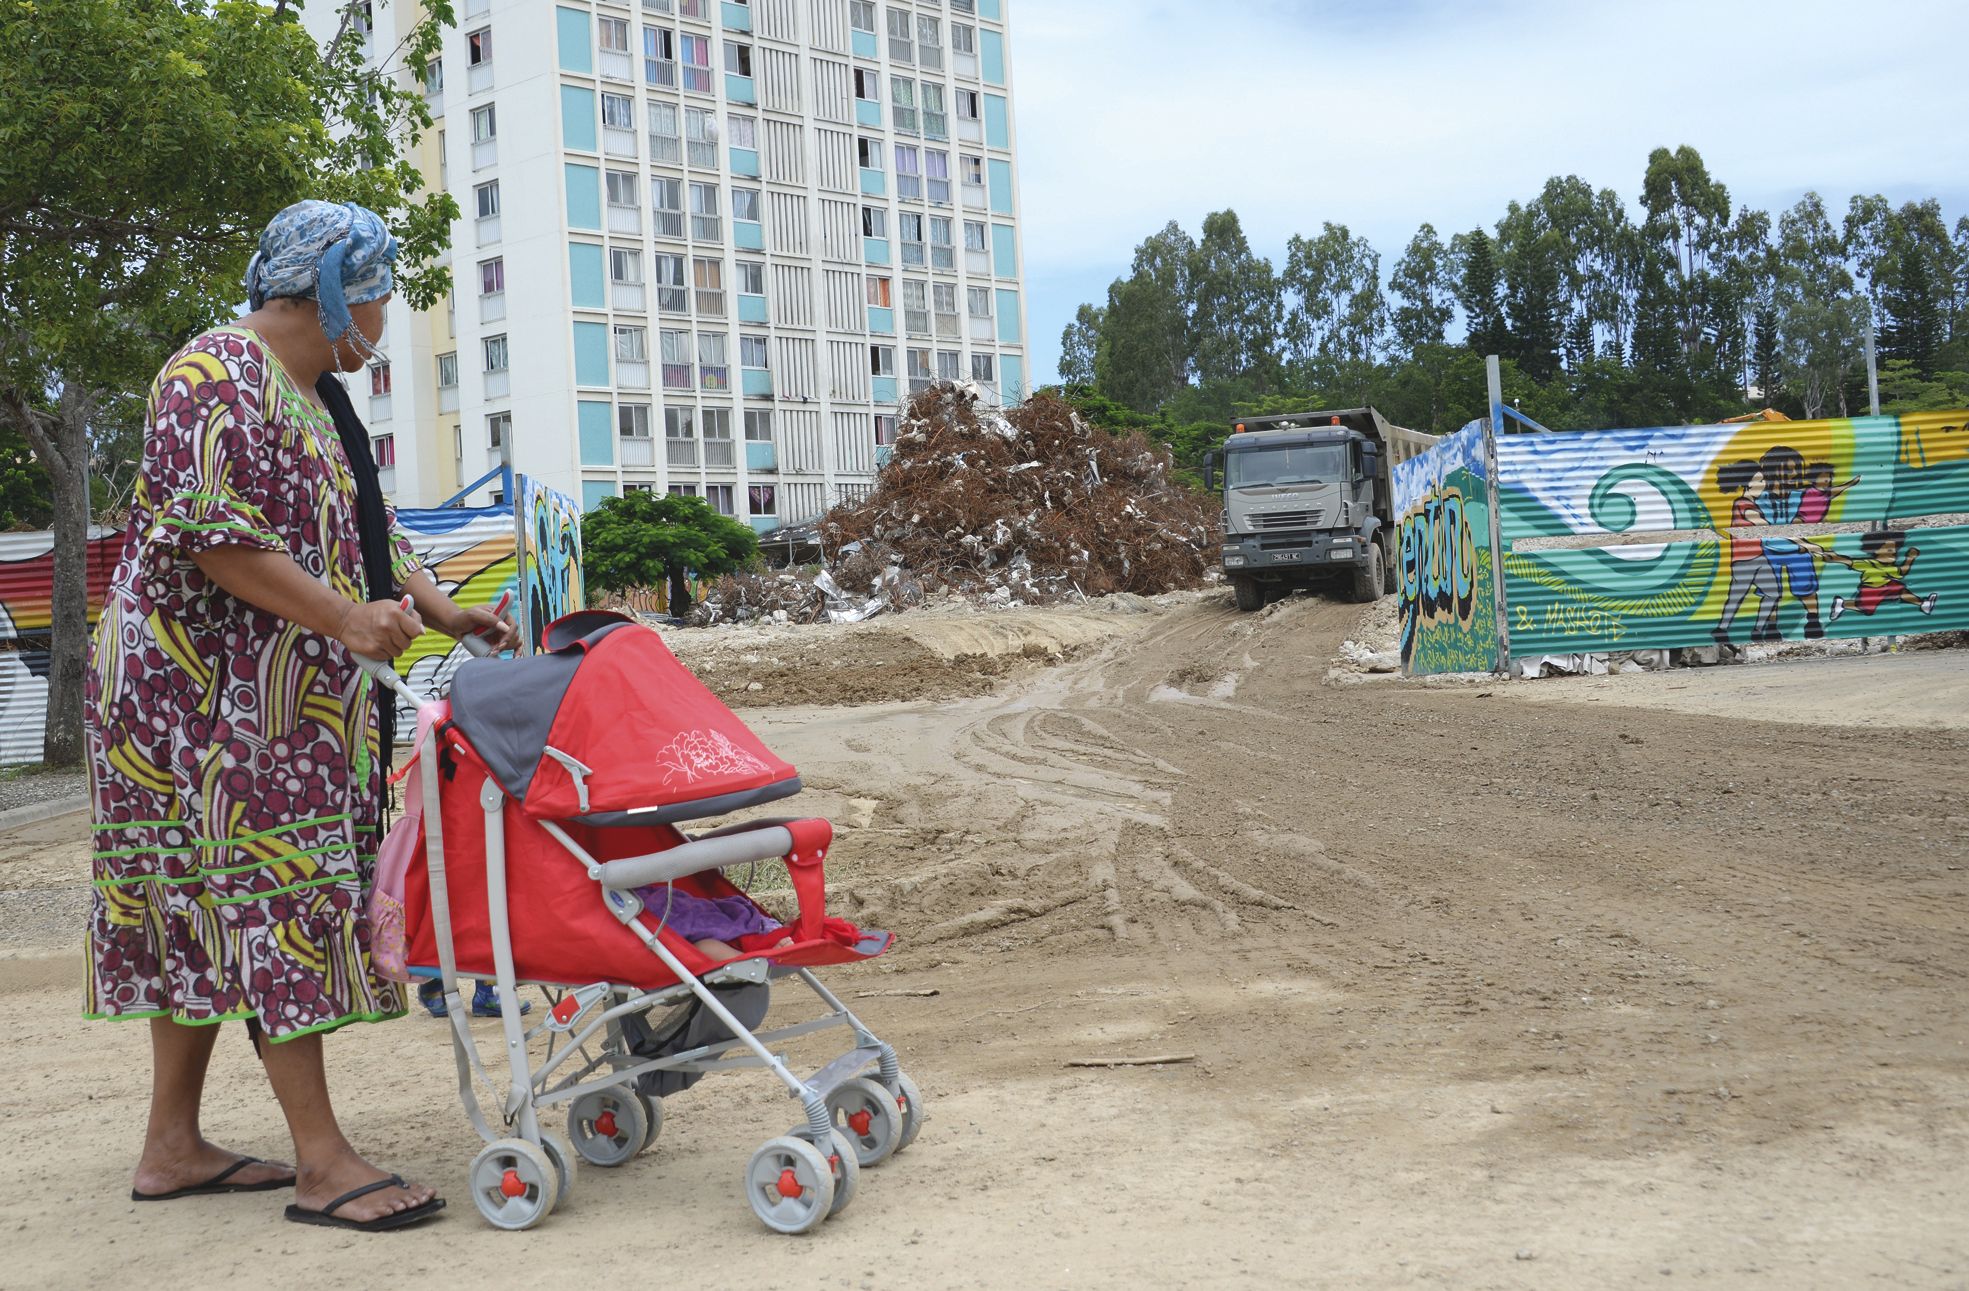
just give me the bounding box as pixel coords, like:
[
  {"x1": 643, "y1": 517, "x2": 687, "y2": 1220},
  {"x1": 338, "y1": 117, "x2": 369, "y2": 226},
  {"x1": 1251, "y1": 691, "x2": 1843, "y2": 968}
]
[
  {"x1": 0, "y1": 528, "x2": 119, "y2": 764},
  {"x1": 390, "y1": 506, "x2": 520, "y2": 725},
  {"x1": 1495, "y1": 410, "x2": 1969, "y2": 656},
  {"x1": 1392, "y1": 420, "x2": 1501, "y2": 675},
  {"x1": 518, "y1": 474, "x2": 584, "y2": 652}
]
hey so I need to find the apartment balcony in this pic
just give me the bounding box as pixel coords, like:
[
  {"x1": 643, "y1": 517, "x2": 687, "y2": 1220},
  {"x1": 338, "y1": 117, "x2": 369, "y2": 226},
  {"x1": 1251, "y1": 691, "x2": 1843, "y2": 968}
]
[
  {"x1": 720, "y1": 1, "x2": 751, "y2": 30},
  {"x1": 959, "y1": 117, "x2": 983, "y2": 144},
  {"x1": 963, "y1": 182, "x2": 986, "y2": 210},
  {"x1": 859, "y1": 168, "x2": 886, "y2": 197},
  {"x1": 738, "y1": 293, "x2": 769, "y2": 323},
  {"x1": 725, "y1": 74, "x2": 755, "y2": 105},
  {"x1": 438, "y1": 385, "x2": 460, "y2": 413},
  {"x1": 480, "y1": 292, "x2": 506, "y2": 324},
  {"x1": 704, "y1": 438, "x2": 735, "y2": 468},
  {"x1": 472, "y1": 138, "x2": 497, "y2": 170},
  {"x1": 468, "y1": 61, "x2": 493, "y2": 95},
  {"x1": 734, "y1": 221, "x2": 764, "y2": 251},
  {"x1": 612, "y1": 281, "x2": 647, "y2": 311},
  {"x1": 601, "y1": 50, "x2": 634, "y2": 81},
  {"x1": 867, "y1": 305, "x2": 894, "y2": 334},
  {"x1": 745, "y1": 439, "x2": 777, "y2": 472},
  {"x1": 863, "y1": 237, "x2": 890, "y2": 265},
  {"x1": 851, "y1": 29, "x2": 877, "y2": 58},
  {"x1": 729, "y1": 147, "x2": 760, "y2": 178},
  {"x1": 620, "y1": 435, "x2": 655, "y2": 467},
  {"x1": 666, "y1": 438, "x2": 698, "y2": 467},
  {"x1": 619, "y1": 359, "x2": 651, "y2": 388},
  {"x1": 935, "y1": 313, "x2": 960, "y2": 339},
  {"x1": 477, "y1": 214, "x2": 502, "y2": 245},
  {"x1": 874, "y1": 444, "x2": 893, "y2": 468},
  {"x1": 856, "y1": 99, "x2": 882, "y2": 128},
  {"x1": 871, "y1": 375, "x2": 898, "y2": 404},
  {"x1": 485, "y1": 370, "x2": 511, "y2": 399},
  {"x1": 741, "y1": 368, "x2": 773, "y2": 398},
  {"x1": 604, "y1": 126, "x2": 638, "y2": 158},
  {"x1": 368, "y1": 393, "x2": 392, "y2": 422},
  {"x1": 608, "y1": 203, "x2": 642, "y2": 235},
  {"x1": 969, "y1": 313, "x2": 991, "y2": 342},
  {"x1": 700, "y1": 365, "x2": 730, "y2": 391},
  {"x1": 748, "y1": 514, "x2": 779, "y2": 534},
  {"x1": 965, "y1": 248, "x2": 989, "y2": 275}
]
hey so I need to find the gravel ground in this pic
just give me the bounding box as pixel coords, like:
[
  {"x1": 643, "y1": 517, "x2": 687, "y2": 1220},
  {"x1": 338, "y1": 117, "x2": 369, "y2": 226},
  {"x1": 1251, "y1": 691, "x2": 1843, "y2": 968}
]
[{"x1": 0, "y1": 766, "x2": 88, "y2": 816}]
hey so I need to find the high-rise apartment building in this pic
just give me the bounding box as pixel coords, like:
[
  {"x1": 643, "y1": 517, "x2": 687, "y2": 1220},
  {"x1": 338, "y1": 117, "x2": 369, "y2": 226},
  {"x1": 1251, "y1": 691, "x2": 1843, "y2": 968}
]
[{"x1": 313, "y1": 0, "x2": 1027, "y2": 529}]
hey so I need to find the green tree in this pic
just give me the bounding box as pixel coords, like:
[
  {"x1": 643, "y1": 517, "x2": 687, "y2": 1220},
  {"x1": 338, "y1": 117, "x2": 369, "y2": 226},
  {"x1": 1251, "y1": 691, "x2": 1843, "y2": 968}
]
[
  {"x1": 1388, "y1": 223, "x2": 1456, "y2": 352},
  {"x1": 1057, "y1": 303, "x2": 1103, "y2": 386},
  {"x1": 0, "y1": 0, "x2": 455, "y2": 765},
  {"x1": 1640, "y1": 144, "x2": 1733, "y2": 360},
  {"x1": 0, "y1": 425, "x2": 51, "y2": 530},
  {"x1": 1504, "y1": 229, "x2": 1564, "y2": 381},
  {"x1": 1187, "y1": 210, "x2": 1281, "y2": 387},
  {"x1": 1775, "y1": 193, "x2": 1865, "y2": 419},
  {"x1": 582, "y1": 491, "x2": 760, "y2": 613},
  {"x1": 1092, "y1": 221, "x2": 1194, "y2": 411},
  {"x1": 1453, "y1": 228, "x2": 1510, "y2": 358},
  {"x1": 1281, "y1": 222, "x2": 1384, "y2": 369}
]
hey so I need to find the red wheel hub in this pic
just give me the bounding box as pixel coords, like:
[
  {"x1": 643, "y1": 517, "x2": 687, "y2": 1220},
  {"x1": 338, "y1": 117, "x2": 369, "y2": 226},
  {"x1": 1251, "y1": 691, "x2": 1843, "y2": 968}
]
[
  {"x1": 848, "y1": 1109, "x2": 874, "y2": 1137},
  {"x1": 499, "y1": 1168, "x2": 526, "y2": 1198},
  {"x1": 595, "y1": 1111, "x2": 619, "y2": 1139},
  {"x1": 775, "y1": 1167, "x2": 803, "y2": 1199}
]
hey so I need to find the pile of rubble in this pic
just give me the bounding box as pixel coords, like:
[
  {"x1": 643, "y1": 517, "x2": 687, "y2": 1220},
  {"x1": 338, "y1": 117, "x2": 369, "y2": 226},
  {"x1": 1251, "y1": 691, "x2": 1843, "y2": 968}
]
[{"x1": 689, "y1": 383, "x2": 1215, "y2": 626}]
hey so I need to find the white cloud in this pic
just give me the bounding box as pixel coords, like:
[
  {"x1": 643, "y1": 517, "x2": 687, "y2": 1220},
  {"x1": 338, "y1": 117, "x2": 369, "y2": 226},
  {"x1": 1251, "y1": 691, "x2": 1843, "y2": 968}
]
[{"x1": 1012, "y1": 0, "x2": 1969, "y2": 385}]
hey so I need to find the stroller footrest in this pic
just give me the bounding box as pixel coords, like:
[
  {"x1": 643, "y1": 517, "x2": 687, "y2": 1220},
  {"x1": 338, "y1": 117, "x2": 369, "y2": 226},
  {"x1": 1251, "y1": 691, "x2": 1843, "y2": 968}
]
[{"x1": 804, "y1": 1045, "x2": 882, "y2": 1099}]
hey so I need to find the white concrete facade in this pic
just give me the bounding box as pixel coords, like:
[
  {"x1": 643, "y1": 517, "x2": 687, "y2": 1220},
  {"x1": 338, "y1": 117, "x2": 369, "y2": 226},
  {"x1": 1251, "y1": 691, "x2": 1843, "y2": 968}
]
[{"x1": 313, "y1": 0, "x2": 1029, "y2": 529}]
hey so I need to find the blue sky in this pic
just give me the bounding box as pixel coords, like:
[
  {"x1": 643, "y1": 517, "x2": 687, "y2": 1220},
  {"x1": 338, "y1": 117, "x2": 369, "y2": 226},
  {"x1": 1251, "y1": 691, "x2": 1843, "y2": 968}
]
[{"x1": 1010, "y1": 0, "x2": 1969, "y2": 386}]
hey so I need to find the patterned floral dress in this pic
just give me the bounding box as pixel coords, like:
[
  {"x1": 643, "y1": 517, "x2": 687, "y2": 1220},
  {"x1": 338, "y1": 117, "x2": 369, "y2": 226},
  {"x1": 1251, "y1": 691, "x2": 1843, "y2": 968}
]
[{"x1": 85, "y1": 326, "x2": 422, "y2": 1040}]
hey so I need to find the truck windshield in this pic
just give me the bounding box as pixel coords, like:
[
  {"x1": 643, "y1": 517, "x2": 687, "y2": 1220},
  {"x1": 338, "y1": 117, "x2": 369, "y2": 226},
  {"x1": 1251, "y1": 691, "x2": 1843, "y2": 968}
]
[{"x1": 1226, "y1": 443, "x2": 1348, "y2": 488}]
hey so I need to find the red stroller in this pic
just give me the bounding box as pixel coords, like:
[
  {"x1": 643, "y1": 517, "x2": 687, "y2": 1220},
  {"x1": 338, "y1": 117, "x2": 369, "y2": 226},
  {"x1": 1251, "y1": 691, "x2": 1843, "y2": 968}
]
[{"x1": 369, "y1": 610, "x2": 921, "y2": 1233}]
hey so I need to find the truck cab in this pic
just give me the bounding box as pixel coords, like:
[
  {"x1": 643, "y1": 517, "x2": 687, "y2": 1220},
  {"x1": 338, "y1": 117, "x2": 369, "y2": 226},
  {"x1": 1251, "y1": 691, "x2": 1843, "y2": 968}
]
[{"x1": 1205, "y1": 409, "x2": 1430, "y2": 612}]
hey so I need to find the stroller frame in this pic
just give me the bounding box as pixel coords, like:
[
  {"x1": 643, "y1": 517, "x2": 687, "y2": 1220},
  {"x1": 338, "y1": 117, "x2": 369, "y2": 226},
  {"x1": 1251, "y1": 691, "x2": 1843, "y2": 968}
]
[{"x1": 384, "y1": 665, "x2": 922, "y2": 1233}]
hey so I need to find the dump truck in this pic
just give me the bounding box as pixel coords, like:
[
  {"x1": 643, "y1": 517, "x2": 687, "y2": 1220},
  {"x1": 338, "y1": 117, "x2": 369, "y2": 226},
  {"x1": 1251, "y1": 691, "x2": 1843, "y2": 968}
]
[{"x1": 1204, "y1": 408, "x2": 1438, "y2": 612}]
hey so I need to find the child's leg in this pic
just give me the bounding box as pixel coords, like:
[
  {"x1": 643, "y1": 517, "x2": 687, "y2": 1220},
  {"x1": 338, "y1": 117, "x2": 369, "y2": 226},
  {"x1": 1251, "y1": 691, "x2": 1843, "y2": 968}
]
[{"x1": 693, "y1": 938, "x2": 738, "y2": 959}]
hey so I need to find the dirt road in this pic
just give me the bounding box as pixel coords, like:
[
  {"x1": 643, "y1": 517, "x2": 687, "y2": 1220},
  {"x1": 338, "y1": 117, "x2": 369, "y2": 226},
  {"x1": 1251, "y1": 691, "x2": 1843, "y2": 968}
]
[{"x1": 3, "y1": 594, "x2": 1965, "y2": 1289}]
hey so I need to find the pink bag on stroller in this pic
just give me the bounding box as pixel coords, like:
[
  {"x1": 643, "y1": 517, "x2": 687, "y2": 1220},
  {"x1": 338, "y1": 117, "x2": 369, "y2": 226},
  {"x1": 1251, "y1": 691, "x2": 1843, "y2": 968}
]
[{"x1": 369, "y1": 700, "x2": 448, "y2": 983}]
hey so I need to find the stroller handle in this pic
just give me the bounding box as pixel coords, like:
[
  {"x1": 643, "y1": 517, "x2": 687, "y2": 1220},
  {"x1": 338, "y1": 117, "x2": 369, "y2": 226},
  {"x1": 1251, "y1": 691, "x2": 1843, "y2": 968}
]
[
  {"x1": 596, "y1": 825, "x2": 797, "y2": 892},
  {"x1": 352, "y1": 592, "x2": 508, "y2": 707}
]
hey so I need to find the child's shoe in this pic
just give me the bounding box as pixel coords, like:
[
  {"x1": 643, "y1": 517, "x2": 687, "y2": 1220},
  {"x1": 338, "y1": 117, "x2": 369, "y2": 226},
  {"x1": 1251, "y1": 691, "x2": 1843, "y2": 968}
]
[
  {"x1": 471, "y1": 982, "x2": 532, "y2": 1017},
  {"x1": 1827, "y1": 595, "x2": 1846, "y2": 623},
  {"x1": 1920, "y1": 593, "x2": 1938, "y2": 615}
]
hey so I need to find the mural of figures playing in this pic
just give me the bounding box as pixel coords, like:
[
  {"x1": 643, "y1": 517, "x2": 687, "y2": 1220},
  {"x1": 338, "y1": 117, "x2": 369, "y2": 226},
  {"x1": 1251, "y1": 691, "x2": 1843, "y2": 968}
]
[
  {"x1": 1711, "y1": 459, "x2": 1780, "y2": 644},
  {"x1": 1818, "y1": 531, "x2": 1941, "y2": 623}
]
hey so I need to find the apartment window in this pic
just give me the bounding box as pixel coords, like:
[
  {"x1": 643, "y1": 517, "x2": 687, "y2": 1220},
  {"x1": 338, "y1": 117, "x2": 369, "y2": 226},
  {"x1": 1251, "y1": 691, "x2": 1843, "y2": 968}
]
[
  {"x1": 703, "y1": 408, "x2": 733, "y2": 468},
  {"x1": 618, "y1": 402, "x2": 653, "y2": 437},
  {"x1": 956, "y1": 89, "x2": 980, "y2": 122},
  {"x1": 470, "y1": 104, "x2": 497, "y2": 142},
  {"x1": 598, "y1": 15, "x2": 630, "y2": 56},
  {"x1": 423, "y1": 57, "x2": 444, "y2": 96},
  {"x1": 693, "y1": 257, "x2": 725, "y2": 314},
  {"x1": 728, "y1": 113, "x2": 757, "y2": 151},
  {"x1": 902, "y1": 278, "x2": 928, "y2": 332},
  {"x1": 926, "y1": 150, "x2": 951, "y2": 204},
  {"x1": 890, "y1": 77, "x2": 916, "y2": 133},
  {"x1": 961, "y1": 153, "x2": 985, "y2": 188},
  {"x1": 649, "y1": 101, "x2": 682, "y2": 164},
  {"x1": 487, "y1": 411, "x2": 510, "y2": 451},
  {"x1": 689, "y1": 181, "x2": 721, "y2": 240},
  {"x1": 602, "y1": 92, "x2": 636, "y2": 130},
  {"x1": 934, "y1": 283, "x2": 959, "y2": 336},
  {"x1": 483, "y1": 334, "x2": 509, "y2": 372},
  {"x1": 611, "y1": 246, "x2": 644, "y2": 284},
  {"x1": 654, "y1": 252, "x2": 689, "y2": 311},
  {"x1": 866, "y1": 274, "x2": 893, "y2": 308},
  {"x1": 928, "y1": 217, "x2": 954, "y2": 270},
  {"x1": 667, "y1": 406, "x2": 697, "y2": 467},
  {"x1": 679, "y1": 0, "x2": 705, "y2": 17},
  {"x1": 970, "y1": 352, "x2": 995, "y2": 383},
  {"x1": 373, "y1": 434, "x2": 396, "y2": 468},
  {"x1": 453, "y1": 424, "x2": 464, "y2": 459},
  {"x1": 853, "y1": 67, "x2": 879, "y2": 103},
  {"x1": 607, "y1": 170, "x2": 639, "y2": 208},
  {"x1": 740, "y1": 334, "x2": 770, "y2": 371},
  {"x1": 906, "y1": 346, "x2": 932, "y2": 390},
  {"x1": 744, "y1": 409, "x2": 773, "y2": 441},
  {"x1": 899, "y1": 211, "x2": 925, "y2": 266},
  {"x1": 437, "y1": 351, "x2": 459, "y2": 387},
  {"x1": 885, "y1": 7, "x2": 912, "y2": 62},
  {"x1": 964, "y1": 218, "x2": 988, "y2": 251},
  {"x1": 920, "y1": 83, "x2": 946, "y2": 140},
  {"x1": 475, "y1": 180, "x2": 500, "y2": 219},
  {"x1": 467, "y1": 27, "x2": 492, "y2": 65},
  {"x1": 861, "y1": 205, "x2": 887, "y2": 238},
  {"x1": 968, "y1": 284, "x2": 992, "y2": 317},
  {"x1": 661, "y1": 329, "x2": 693, "y2": 388},
  {"x1": 705, "y1": 483, "x2": 734, "y2": 515},
  {"x1": 479, "y1": 257, "x2": 504, "y2": 295},
  {"x1": 668, "y1": 483, "x2": 697, "y2": 497},
  {"x1": 644, "y1": 26, "x2": 677, "y2": 86},
  {"x1": 748, "y1": 484, "x2": 776, "y2": 516},
  {"x1": 870, "y1": 344, "x2": 895, "y2": 376},
  {"x1": 895, "y1": 145, "x2": 921, "y2": 201},
  {"x1": 685, "y1": 107, "x2": 720, "y2": 168},
  {"x1": 369, "y1": 362, "x2": 392, "y2": 397},
  {"x1": 736, "y1": 261, "x2": 766, "y2": 297},
  {"x1": 849, "y1": 1, "x2": 876, "y2": 34},
  {"x1": 857, "y1": 136, "x2": 882, "y2": 169},
  {"x1": 698, "y1": 333, "x2": 729, "y2": 389},
  {"x1": 875, "y1": 413, "x2": 898, "y2": 445},
  {"x1": 917, "y1": 14, "x2": 942, "y2": 69},
  {"x1": 952, "y1": 23, "x2": 976, "y2": 57},
  {"x1": 936, "y1": 349, "x2": 961, "y2": 380},
  {"x1": 724, "y1": 40, "x2": 752, "y2": 77},
  {"x1": 732, "y1": 187, "x2": 761, "y2": 223},
  {"x1": 652, "y1": 177, "x2": 685, "y2": 239},
  {"x1": 680, "y1": 33, "x2": 712, "y2": 93}
]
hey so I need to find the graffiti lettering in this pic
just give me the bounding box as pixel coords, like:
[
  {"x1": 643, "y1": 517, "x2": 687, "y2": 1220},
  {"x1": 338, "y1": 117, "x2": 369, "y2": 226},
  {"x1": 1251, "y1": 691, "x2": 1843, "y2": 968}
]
[{"x1": 1397, "y1": 485, "x2": 1480, "y2": 664}]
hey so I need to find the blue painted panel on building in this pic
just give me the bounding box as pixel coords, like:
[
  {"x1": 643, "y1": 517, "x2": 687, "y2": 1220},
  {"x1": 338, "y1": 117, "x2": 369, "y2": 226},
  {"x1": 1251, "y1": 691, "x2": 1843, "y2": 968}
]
[
  {"x1": 856, "y1": 99, "x2": 882, "y2": 128},
  {"x1": 581, "y1": 480, "x2": 616, "y2": 512},
  {"x1": 729, "y1": 147, "x2": 760, "y2": 178},
  {"x1": 984, "y1": 94, "x2": 1010, "y2": 149},
  {"x1": 725, "y1": 73, "x2": 755, "y2": 104},
  {"x1": 852, "y1": 29, "x2": 878, "y2": 59},
  {"x1": 987, "y1": 159, "x2": 1013, "y2": 214},
  {"x1": 1000, "y1": 354, "x2": 1024, "y2": 403},
  {"x1": 859, "y1": 168, "x2": 886, "y2": 197},
  {"x1": 572, "y1": 320, "x2": 611, "y2": 387},
  {"x1": 738, "y1": 294, "x2": 769, "y2": 323},
  {"x1": 747, "y1": 440, "x2": 778, "y2": 471},
  {"x1": 565, "y1": 164, "x2": 602, "y2": 231},
  {"x1": 872, "y1": 375, "x2": 899, "y2": 404},
  {"x1": 721, "y1": 1, "x2": 752, "y2": 31},
  {"x1": 864, "y1": 237, "x2": 890, "y2": 265},
  {"x1": 560, "y1": 85, "x2": 597, "y2": 152},
  {"x1": 748, "y1": 515, "x2": 779, "y2": 534},
  {"x1": 556, "y1": 7, "x2": 592, "y2": 75},
  {"x1": 995, "y1": 289, "x2": 1021, "y2": 343},
  {"x1": 577, "y1": 400, "x2": 613, "y2": 465},
  {"x1": 875, "y1": 444, "x2": 894, "y2": 468},
  {"x1": 567, "y1": 240, "x2": 605, "y2": 307},
  {"x1": 978, "y1": 0, "x2": 1002, "y2": 19},
  {"x1": 991, "y1": 222, "x2": 1017, "y2": 278},
  {"x1": 734, "y1": 221, "x2": 765, "y2": 250},
  {"x1": 742, "y1": 368, "x2": 774, "y2": 397},
  {"x1": 867, "y1": 305, "x2": 894, "y2": 334},
  {"x1": 980, "y1": 30, "x2": 1005, "y2": 85}
]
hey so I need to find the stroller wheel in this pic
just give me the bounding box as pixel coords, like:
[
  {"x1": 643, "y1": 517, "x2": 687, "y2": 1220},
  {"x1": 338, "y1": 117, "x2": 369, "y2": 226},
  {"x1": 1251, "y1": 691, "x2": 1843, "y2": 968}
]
[
  {"x1": 537, "y1": 1130, "x2": 579, "y2": 1210},
  {"x1": 634, "y1": 1091, "x2": 664, "y2": 1154},
  {"x1": 826, "y1": 1076, "x2": 902, "y2": 1167},
  {"x1": 468, "y1": 1138, "x2": 559, "y2": 1231},
  {"x1": 744, "y1": 1135, "x2": 836, "y2": 1235},
  {"x1": 567, "y1": 1086, "x2": 649, "y2": 1168},
  {"x1": 890, "y1": 1072, "x2": 925, "y2": 1153},
  {"x1": 785, "y1": 1126, "x2": 862, "y2": 1217}
]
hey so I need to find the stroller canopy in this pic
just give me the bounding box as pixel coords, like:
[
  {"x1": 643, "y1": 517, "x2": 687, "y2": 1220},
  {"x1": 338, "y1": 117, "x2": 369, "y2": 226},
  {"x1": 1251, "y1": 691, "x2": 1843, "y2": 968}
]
[{"x1": 448, "y1": 610, "x2": 800, "y2": 823}]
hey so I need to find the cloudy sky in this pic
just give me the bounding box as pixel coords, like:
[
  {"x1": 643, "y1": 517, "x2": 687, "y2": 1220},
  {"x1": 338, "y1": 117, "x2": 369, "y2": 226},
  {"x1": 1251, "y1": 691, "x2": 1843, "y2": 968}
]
[{"x1": 1009, "y1": 0, "x2": 1969, "y2": 385}]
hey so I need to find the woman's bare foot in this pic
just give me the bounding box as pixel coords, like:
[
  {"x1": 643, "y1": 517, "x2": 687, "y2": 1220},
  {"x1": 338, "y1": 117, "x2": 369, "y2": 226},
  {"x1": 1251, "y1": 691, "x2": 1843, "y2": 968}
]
[
  {"x1": 133, "y1": 1136, "x2": 294, "y2": 1196},
  {"x1": 292, "y1": 1144, "x2": 437, "y2": 1222}
]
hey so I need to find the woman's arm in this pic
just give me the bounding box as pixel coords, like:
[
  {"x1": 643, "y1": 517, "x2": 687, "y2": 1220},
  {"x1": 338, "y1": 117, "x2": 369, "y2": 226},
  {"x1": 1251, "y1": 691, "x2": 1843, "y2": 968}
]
[{"x1": 192, "y1": 545, "x2": 425, "y2": 658}]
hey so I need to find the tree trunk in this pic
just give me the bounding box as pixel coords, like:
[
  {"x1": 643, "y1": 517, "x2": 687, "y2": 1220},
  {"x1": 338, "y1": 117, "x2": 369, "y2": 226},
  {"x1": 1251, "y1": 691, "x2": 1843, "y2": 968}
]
[
  {"x1": 667, "y1": 564, "x2": 692, "y2": 616},
  {"x1": 9, "y1": 382, "x2": 95, "y2": 767}
]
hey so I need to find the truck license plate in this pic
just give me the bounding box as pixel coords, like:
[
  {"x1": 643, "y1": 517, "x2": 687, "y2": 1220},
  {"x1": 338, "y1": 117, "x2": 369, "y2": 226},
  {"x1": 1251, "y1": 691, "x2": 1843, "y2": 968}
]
[{"x1": 1274, "y1": 552, "x2": 1301, "y2": 562}]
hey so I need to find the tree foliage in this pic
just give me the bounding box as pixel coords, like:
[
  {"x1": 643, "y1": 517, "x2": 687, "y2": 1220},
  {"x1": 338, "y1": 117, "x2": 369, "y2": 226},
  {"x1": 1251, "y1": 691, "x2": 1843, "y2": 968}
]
[{"x1": 582, "y1": 491, "x2": 760, "y2": 614}]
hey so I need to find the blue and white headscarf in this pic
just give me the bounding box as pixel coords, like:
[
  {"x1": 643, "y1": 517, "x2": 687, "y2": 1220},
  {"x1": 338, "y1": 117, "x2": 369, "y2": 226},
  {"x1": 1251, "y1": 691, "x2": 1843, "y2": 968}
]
[{"x1": 244, "y1": 200, "x2": 398, "y2": 354}]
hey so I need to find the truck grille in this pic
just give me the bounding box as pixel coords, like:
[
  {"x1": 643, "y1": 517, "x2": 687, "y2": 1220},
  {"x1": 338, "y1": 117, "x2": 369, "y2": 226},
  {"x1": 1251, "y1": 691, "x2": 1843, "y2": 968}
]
[
  {"x1": 1251, "y1": 509, "x2": 1322, "y2": 530},
  {"x1": 1258, "y1": 534, "x2": 1314, "y2": 551}
]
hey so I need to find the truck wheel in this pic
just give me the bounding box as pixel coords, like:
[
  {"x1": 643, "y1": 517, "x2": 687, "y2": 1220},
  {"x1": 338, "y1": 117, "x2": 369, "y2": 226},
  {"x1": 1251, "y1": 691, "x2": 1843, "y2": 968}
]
[
  {"x1": 1350, "y1": 543, "x2": 1384, "y2": 604},
  {"x1": 1232, "y1": 575, "x2": 1263, "y2": 612},
  {"x1": 1383, "y1": 543, "x2": 1397, "y2": 594}
]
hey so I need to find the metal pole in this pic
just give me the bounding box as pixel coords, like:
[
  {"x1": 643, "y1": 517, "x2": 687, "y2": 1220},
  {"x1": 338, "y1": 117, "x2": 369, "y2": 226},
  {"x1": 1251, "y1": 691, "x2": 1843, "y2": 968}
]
[
  {"x1": 1864, "y1": 315, "x2": 1880, "y2": 416},
  {"x1": 1483, "y1": 355, "x2": 1512, "y2": 677}
]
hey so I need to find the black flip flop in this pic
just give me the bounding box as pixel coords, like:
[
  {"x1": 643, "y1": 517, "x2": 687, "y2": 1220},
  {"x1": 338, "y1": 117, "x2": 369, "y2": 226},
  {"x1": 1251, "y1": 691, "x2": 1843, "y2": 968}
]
[
  {"x1": 285, "y1": 1175, "x2": 445, "y2": 1232},
  {"x1": 131, "y1": 1155, "x2": 296, "y2": 1202}
]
